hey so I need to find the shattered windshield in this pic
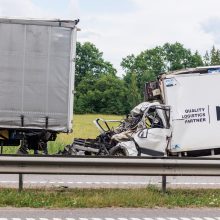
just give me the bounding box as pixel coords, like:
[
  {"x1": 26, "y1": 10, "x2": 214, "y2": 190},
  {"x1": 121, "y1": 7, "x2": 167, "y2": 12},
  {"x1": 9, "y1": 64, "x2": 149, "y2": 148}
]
[{"x1": 144, "y1": 106, "x2": 170, "y2": 129}]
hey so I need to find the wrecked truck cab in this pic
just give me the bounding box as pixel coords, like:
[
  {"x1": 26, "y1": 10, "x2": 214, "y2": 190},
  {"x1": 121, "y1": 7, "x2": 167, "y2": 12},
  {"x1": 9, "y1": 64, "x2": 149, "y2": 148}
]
[
  {"x1": 134, "y1": 104, "x2": 171, "y2": 156},
  {"x1": 116, "y1": 103, "x2": 171, "y2": 156},
  {"x1": 66, "y1": 101, "x2": 171, "y2": 157}
]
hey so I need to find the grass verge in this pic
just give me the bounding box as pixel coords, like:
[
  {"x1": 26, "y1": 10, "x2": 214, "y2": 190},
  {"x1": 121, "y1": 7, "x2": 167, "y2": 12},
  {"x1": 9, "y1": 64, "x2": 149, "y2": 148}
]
[{"x1": 0, "y1": 187, "x2": 220, "y2": 208}]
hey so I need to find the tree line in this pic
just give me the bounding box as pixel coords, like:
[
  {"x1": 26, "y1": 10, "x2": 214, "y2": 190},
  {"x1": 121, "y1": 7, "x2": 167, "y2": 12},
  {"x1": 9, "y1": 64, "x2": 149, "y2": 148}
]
[{"x1": 74, "y1": 42, "x2": 220, "y2": 114}]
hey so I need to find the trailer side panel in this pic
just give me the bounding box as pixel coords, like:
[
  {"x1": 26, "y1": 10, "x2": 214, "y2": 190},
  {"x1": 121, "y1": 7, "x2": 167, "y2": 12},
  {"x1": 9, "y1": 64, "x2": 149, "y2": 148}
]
[
  {"x1": 0, "y1": 19, "x2": 77, "y2": 132},
  {"x1": 164, "y1": 72, "x2": 220, "y2": 152}
]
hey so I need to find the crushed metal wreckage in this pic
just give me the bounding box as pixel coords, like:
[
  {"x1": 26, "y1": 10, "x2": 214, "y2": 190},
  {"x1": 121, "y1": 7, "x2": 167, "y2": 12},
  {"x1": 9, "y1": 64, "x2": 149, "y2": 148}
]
[{"x1": 59, "y1": 102, "x2": 171, "y2": 156}]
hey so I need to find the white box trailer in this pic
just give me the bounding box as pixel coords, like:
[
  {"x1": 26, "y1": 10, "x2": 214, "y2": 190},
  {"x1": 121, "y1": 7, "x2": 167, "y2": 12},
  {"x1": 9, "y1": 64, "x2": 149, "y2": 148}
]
[
  {"x1": 0, "y1": 18, "x2": 78, "y2": 154},
  {"x1": 141, "y1": 66, "x2": 220, "y2": 157}
]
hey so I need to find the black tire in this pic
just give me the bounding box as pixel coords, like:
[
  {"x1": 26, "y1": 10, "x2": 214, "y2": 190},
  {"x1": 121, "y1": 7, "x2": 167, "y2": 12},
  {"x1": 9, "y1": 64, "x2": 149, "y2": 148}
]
[{"x1": 109, "y1": 145, "x2": 129, "y2": 156}]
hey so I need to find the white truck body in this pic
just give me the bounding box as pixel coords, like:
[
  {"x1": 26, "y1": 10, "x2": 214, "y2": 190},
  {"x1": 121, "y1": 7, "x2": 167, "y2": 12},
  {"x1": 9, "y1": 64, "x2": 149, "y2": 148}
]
[
  {"x1": 0, "y1": 18, "x2": 77, "y2": 132},
  {"x1": 162, "y1": 68, "x2": 220, "y2": 155},
  {"x1": 120, "y1": 66, "x2": 220, "y2": 157}
]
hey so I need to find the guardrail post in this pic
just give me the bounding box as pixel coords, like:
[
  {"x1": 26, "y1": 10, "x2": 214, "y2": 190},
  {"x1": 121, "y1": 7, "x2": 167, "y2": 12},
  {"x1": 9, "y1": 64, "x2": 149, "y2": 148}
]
[
  {"x1": 18, "y1": 174, "x2": 23, "y2": 192},
  {"x1": 162, "y1": 175, "x2": 166, "y2": 193},
  {"x1": 0, "y1": 141, "x2": 3, "y2": 154}
]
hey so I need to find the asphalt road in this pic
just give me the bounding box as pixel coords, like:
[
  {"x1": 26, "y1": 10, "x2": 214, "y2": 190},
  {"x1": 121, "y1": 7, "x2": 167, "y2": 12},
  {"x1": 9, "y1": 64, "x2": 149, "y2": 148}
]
[
  {"x1": 0, "y1": 208, "x2": 220, "y2": 218},
  {"x1": 0, "y1": 174, "x2": 220, "y2": 189}
]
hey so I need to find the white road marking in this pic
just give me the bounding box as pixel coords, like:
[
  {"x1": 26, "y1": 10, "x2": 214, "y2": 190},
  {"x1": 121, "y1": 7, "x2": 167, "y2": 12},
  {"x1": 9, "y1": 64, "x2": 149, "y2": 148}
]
[
  {"x1": 170, "y1": 183, "x2": 220, "y2": 185},
  {"x1": 177, "y1": 183, "x2": 220, "y2": 185},
  {"x1": 180, "y1": 218, "x2": 192, "y2": 220},
  {"x1": 29, "y1": 181, "x2": 37, "y2": 184},
  {"x1": 121, "y1": 182, "x2": 129, "y2": 185},
  {"x1": 0, "y1": 181, "x2": 17, "y2": 183},
  {"x1": 39, "y1": 181, "x2": 47, "y2": 184},
  {"x1": 156, "y1": 218, "x2": 167, "y2": 220},
  {"x1": 0, "y1": 180, "x2": 220, "y2": 185},
  {"x1": 91, "y1": 218, "x2": 103, "y2": 220},
  {"x1": 192, "y1": 218, "x2": 204, "y2": 220},
  {"x1": 1, "y1": 180, "x2": 220, "y2": 186},
  {"x1": 0, "y1": 217, "x2": 219, "y2": 220}
]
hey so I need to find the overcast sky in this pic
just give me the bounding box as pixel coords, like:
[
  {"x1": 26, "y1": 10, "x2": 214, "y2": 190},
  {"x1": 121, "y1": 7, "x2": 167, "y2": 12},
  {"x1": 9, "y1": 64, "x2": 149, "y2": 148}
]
[{"x1": 0, "y1": 0, "x2": 220, "y2": 75}]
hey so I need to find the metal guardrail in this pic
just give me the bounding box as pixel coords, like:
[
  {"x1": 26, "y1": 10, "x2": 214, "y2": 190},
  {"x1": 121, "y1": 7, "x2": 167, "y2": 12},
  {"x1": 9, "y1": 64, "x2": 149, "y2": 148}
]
[
  {"x1": 0, "y1": 155, "x2": 220, "y2": 175},
  {"x1": 0, "y1": 155, "x2": 220, "y2": 191}
]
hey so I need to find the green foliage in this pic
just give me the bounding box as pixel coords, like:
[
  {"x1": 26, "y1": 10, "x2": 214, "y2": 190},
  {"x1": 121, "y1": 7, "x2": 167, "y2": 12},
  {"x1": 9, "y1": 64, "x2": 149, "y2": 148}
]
[
  {"x1": 127, "y1": 72, "x2": 141, "y2": 109},
  {"x1": 75, "y1": 42, "x2": 128, "y2": 114},
  {"x1": 74, "y1": 74, "x2": 129, "y2": 114},
  {"x1": 121, "y1": 47, "x2": 164, "y2": 89},
  {"x1": 190, "y1": 50, "x2": 204, "y2": 67},
  {"x1": 202, "y1": 46, "x2": 220, "y2": 66},
  {"x1": 75, "y1": 42, "x2": 116, "y2": 86},
  {"x1": 210, "y1": 46, "x2": 220, "y2": 65},
  {"x1": 121, "y1": 42, "x2": 204, "y2": 97},
  {"x1": 163, "y1": 42, "x2": 192, "y2": 70},
  {"x1": 203, "y1": 51, "x2": 210, "y2": 65}
]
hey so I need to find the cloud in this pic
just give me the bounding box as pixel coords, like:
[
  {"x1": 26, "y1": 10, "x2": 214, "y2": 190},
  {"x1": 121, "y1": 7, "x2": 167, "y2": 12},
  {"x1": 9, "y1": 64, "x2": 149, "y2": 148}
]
[
  {"x1": 201, "y1": 17, "x2": 220, "y2": 45},
  {"x1": 67, "y1": 0, "x2": 80, "y2": 19},
  {"x1": 0, "y1": 0, "x2": 79, "y2": 19},
  {"x1": 0, "y1": 0, "x2": 47, "y2": 18},
  {"x1": 79, "y1": 30, "x2": 101, "y2": 41},
  {"x1": 77, "y1": 0, "x2": 220, "y2": 75},
  {"x1": 0, "y1": 0, "x2": 220, "y2": 75}
]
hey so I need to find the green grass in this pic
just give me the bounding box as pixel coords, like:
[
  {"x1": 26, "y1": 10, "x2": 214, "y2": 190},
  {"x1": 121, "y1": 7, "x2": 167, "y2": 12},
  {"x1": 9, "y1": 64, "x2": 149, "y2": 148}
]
[
  {"x1": 0, "y1": 187, "x2": 220, "y2": 208},
  {"x1": 3, "y1": 114, "x2": 123, "y2": 155}
]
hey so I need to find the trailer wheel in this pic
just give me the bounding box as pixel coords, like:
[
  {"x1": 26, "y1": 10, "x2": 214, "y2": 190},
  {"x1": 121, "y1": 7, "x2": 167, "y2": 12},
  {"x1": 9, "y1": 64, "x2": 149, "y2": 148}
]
[{"x1": 109, "y1": 145, "x2": 129, "y2": 156}]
